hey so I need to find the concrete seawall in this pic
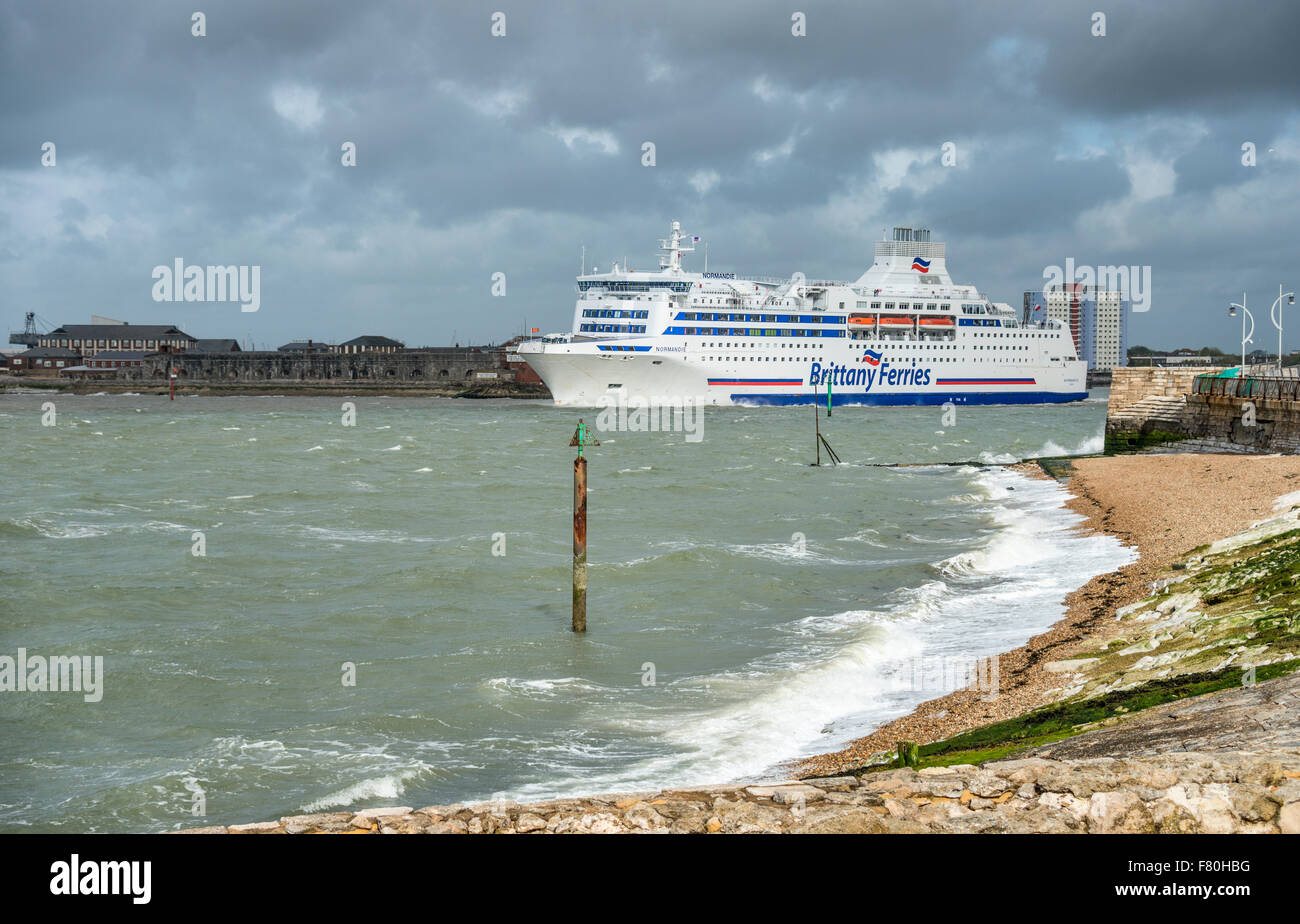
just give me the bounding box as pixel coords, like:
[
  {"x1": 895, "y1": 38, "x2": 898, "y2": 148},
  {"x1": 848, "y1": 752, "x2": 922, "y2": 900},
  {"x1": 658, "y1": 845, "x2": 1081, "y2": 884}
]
[{"x1": 1105, "y1": 366, "x2": 1300, "y2": 453}]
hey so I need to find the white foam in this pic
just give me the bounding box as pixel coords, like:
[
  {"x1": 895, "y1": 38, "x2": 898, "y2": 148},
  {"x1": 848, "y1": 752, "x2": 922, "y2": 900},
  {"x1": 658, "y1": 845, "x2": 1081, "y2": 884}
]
[
  {"x1": 301, "y1": 771, "x2": 423, "y2": 812},
  {"x1": 510, "y1": 468, "x2": 1134, "y2": 800},
  {"x1": 1032, "y1": 429, "x2": 1104, "y2": 458}
]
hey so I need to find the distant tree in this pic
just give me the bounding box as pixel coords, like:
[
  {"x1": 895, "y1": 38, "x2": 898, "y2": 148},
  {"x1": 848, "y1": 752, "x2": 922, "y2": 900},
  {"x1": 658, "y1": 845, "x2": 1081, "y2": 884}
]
[{"x1": 1127, "y1": 345, "x2": 1157, "y2": 356}]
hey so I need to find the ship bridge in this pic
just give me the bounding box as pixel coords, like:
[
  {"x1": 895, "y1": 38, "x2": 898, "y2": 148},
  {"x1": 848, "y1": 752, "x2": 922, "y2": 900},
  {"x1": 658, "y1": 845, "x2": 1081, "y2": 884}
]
[{"x1": 854, "y1": 227, "x2": 954, "y2": 289}]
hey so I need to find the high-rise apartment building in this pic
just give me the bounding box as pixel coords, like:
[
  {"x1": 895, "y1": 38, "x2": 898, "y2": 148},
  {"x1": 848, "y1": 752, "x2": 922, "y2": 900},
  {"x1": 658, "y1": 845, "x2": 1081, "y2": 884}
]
[{"x1": 1023, "y1": 284, "x2": 1127, "y2": 371}]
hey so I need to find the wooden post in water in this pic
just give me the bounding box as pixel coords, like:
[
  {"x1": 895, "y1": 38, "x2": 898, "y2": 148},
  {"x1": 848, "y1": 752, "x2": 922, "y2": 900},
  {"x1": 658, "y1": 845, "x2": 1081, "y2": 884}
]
[
  {"x1": 569, "y1": 418, "x2": 598, "y2": 632},
  {"x1": 573, "y1": 454, "x2": 587, "y2": 632},
  {"x1": 169, "y1": 364, "x2": 177, "y2": 401}
]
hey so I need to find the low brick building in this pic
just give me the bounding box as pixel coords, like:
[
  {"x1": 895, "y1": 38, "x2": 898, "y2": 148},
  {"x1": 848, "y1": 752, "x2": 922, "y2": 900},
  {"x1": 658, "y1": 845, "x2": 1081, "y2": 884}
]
[{"x1": 9, "y1": 346, "x2": 81, "y2": 373}]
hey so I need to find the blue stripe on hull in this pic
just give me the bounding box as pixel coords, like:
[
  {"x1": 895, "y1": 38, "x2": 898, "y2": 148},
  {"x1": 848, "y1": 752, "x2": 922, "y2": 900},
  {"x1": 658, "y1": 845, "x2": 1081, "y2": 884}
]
[{"x1": 732, "y1": 391, "x2": 1090, "y2": 407}]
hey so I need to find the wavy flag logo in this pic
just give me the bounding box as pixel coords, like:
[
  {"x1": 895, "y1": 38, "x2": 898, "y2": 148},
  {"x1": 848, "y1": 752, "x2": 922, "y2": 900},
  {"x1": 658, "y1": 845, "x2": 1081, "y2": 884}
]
[
  {"x1": 910, "y1": 257, "x2": 931, "y2": 273},
  {"x1": 860, "y1": 348, "x2": 882, "y2": 366}
]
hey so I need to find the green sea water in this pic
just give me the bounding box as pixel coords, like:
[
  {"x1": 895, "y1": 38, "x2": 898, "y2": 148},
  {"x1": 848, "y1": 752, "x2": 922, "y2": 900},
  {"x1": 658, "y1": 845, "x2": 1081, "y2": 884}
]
[{"x1": 0, "y1": 391, "x2": 1131, "y2": 832}]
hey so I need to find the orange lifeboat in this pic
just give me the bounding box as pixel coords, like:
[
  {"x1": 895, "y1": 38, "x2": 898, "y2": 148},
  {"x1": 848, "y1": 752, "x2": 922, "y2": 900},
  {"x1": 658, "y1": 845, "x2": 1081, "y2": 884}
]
[
  {"x1": 848, "y1": 314, "x2": 875, "y2": 326},
  {"x1": 918, "y1": 317, "x2": 955, "y2": 327},
  {"x1": 877, "y1": 314, "x2": 913, "y2": 328}
]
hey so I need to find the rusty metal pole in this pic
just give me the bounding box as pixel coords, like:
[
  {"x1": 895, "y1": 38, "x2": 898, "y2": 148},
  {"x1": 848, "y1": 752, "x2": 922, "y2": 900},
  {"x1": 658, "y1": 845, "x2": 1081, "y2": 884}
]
[
  {"x1": 572, "y1": 453, "x2": 588, "y2": 632},
  {"x1": 169, "y1": 365, "x2": 176, "y2": 401},
  {"x1": 568, "y1": 418, "x2": 597, "y2": 632}
]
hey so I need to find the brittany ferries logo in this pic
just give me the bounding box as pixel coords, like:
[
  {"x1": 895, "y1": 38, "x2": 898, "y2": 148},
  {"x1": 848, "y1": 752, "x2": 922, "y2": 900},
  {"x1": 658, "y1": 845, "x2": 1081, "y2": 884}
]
[
  {"x1": 810, "y1": 360, "x2": 931, "y2": 391},
  {"x1": 910, "y1": 257, "x2": 931, "y2": 274}
]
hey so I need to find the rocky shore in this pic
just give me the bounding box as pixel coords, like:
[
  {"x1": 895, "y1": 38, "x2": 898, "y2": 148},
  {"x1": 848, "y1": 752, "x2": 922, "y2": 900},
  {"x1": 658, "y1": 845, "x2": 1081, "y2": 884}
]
[
  {"x1": 178, "y1": 453, "x2": 1300, "y2": 834},
  {"x1": 180, "y1": 674, "x2": 1300, "y2": 833},
  {"x1": 798, "y1": 453, "x2": 1300, "y2": 777},
  {"x1": 176, "y1": 754, "x2": 1300, "y2": 834}
]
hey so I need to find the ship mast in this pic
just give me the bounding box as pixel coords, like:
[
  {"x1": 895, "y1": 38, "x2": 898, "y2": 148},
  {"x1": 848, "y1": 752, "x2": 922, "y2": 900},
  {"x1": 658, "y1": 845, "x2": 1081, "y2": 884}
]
[{"x1": 658, "y1": 220, "x2": 695, "y2": 273}]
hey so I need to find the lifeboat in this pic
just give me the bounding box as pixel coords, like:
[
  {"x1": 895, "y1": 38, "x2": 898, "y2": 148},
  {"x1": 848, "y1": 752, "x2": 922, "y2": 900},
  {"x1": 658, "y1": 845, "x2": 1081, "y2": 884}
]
[
  {"x1": 848, "y1": 314, "x2": 876, "y2": 326},
  {"x1": 877, "y1": 314, "x2": 914, "y2": 328},
  {"x1": 918, "y1": 316, "x2": 955, "y2": 327}
]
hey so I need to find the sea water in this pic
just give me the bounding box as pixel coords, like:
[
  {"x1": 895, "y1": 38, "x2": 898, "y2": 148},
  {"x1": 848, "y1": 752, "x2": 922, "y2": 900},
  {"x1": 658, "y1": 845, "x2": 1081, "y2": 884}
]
[{"x1": 0, "y1": 392, "x2": 1132, "y2": 831}]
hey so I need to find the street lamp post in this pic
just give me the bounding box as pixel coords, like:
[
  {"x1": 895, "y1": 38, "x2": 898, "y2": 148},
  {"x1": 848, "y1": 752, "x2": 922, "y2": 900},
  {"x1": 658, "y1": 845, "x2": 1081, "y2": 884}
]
[
  {"x1": 1268, "y1": 284, "x2": 1296, "y2": 376},
  {"x1": 1228, "y1": 292, "x2": 1253, "y2": 373}
]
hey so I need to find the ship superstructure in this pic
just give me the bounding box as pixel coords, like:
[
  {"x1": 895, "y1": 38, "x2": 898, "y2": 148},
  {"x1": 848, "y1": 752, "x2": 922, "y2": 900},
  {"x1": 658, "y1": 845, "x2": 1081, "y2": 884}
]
[{"x1": 517, "y1": 223, "x2": 1087, "y2": 406}]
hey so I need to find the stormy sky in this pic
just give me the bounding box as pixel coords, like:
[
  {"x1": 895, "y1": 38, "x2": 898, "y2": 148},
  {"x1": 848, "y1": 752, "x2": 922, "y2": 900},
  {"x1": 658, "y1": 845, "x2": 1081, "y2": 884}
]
[{"x1": 3, "y1": 0, "x2": 1298, "y2": 352}]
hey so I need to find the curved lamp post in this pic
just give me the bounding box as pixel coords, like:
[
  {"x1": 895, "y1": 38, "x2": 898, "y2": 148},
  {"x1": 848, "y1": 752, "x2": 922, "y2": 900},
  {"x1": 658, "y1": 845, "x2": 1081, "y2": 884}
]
[
  {"x1": 1268, "y1": 285, "x2": 1296, "y2": 376},
  {"x1": 1228, "y1": 292, "x2": 1254, "y2": 373}
]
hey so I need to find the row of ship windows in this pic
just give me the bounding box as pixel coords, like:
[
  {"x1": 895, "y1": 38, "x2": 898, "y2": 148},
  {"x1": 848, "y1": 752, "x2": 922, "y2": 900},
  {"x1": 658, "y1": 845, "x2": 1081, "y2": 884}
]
[
  {"x1": 577, "y1": 281, "x2": 692, "y2": 292},
  {"x1": 581, "y1": 309, "x2": 651, "y2": 319},
  {"x1": 580, "y1": 324, "x2": 648, "y2": 333},
  {"x1": 675, "y1": 312, "x2": 845, "y2": 324},
  {"x1": 667, "y1": 327, "x2": 847, "y2": 338},
  {"x1": 667, "y1": 328, "x2": 1060, "y2": 340},
  {"x1": 585, "y1": 327, "x2": 1062, "y2": 340}
]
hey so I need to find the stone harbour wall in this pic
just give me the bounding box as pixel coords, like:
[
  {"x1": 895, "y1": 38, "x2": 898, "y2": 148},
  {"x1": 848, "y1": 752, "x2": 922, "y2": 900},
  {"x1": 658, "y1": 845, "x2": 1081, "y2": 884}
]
[
  {"x1": 1105, "y1": 366, "x2": 1300, "y2": 453},
  {"x1": 1180, "y1": 393, "x2": 1300, "y2": 454},
  {"x1": 1106, "y1": 367, "x2": 1217, "y2": 417}
]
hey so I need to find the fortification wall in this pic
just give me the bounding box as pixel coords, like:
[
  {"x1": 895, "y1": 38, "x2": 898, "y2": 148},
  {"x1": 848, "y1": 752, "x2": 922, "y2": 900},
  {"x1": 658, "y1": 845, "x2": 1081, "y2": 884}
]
[{"x1": 124, "y1": 348, "x2": 514, "y2": 384}]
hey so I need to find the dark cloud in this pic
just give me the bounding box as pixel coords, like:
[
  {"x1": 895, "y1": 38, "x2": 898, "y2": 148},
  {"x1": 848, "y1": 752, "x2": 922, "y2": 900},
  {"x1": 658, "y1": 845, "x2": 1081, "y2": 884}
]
[{"x1": 0, "y1": 0, "x2": 1298, "y2": 349}]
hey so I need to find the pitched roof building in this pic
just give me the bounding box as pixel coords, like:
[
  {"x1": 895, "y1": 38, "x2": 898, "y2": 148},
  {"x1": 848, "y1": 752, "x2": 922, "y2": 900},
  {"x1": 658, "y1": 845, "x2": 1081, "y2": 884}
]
[
  {"x1": 191, "y1": 339, "x2": 242, "y2": 353},
  {"x1": 336, "y1": 335, "x2": 404, "y2": 354},
  {"x1": 38, "y1": 324, "x2": 196, "y2": 357},
  {"x1": 278, "y1": 340, "x2": 332, "y2": 352},
  {"x1": 8, "y1": 346, "x2": 81, "y2": 372}
]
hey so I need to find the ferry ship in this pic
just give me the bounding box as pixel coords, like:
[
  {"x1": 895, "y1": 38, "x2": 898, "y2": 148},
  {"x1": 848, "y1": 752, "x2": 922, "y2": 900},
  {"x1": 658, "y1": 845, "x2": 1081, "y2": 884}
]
[{"x1": 516, "y1": 222, "x2": 1087, "y2": 407}]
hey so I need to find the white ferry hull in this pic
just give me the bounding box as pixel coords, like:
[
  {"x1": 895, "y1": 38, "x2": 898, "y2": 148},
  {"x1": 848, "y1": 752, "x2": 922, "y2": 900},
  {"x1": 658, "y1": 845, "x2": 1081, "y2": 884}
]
[{"x1": 521, "y1": 343, "x2": 1087, "y2": 407}]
